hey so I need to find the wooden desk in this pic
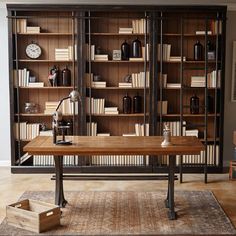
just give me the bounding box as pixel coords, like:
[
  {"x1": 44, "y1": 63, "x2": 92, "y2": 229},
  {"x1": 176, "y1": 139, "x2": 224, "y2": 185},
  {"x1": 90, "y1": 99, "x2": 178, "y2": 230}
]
[{"x1": 24, "y1": 136, "x2": 204, "y2": 220}]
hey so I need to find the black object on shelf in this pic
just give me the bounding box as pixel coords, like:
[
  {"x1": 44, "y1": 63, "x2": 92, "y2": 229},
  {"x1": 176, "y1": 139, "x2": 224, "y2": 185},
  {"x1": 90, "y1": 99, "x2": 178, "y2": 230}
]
[
  {"x1": 194, "y1": 41, "x2": 203, "y2": 61},
  {"x1": 133, "y1": 93, "x2": 142, "y2": 113},
  {"x1": 131, "y1": 38, "x2": 142, "y2": 58},
  {"x1": 190, "y1": 94, "x2": 199, "y2": 114},
  {"x1": 123, "y1": 93, "x2": 132, "y2": 114},
  {"x1": 207, "y1": 41, "x2": 215, "y2": 60},
  {"x1": 61, "y1": 65, "x2": 71, "y2": 86},
  {"x1": 121, "y1": 40, "x2": 130, "y2": 60}
]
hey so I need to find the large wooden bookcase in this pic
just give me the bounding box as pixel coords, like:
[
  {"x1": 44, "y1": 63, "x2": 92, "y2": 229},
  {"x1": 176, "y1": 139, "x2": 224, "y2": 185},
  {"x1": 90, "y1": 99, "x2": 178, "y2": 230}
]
[{"x1": 8, "y1": 5, "x2": 226, "y2": 182}]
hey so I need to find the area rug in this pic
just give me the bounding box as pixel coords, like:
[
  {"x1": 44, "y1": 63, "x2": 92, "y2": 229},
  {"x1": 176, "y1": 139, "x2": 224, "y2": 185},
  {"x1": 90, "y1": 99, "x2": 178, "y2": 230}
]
[{"x1": 0, "y1": 190, "x2": 235, "y2": 235}]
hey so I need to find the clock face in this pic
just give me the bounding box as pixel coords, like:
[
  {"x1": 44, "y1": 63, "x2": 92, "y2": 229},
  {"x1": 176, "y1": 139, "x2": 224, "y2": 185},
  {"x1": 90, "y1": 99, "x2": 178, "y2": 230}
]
[{"x1": 25, "y1": 43, "x2": 42, "y2": 59}]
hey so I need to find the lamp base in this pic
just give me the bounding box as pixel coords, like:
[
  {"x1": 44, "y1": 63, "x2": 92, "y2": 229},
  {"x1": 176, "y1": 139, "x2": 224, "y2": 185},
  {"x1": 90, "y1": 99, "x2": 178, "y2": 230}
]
[{"x1": 56, "y1": 140, "x2": 72, "y2": 145}]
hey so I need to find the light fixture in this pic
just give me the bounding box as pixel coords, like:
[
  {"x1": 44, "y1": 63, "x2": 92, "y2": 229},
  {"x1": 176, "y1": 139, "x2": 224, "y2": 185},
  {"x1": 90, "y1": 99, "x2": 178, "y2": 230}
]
[{"x1": 52, "y1": 90, "x2": 81, "y2": 145}]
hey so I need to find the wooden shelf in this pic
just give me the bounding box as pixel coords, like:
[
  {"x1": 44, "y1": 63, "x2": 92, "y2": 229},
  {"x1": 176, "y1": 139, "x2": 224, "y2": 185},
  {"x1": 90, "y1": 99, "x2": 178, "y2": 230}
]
[
  {"x1": 89, "y1": 87, "x2": 149, "y2": 90},
  {"x1": 200, "y1": 138, "x2": 220, "y2": 142},
  {"x1": 90, "y1": 60, "x2": 147, "y2": 63},
  {"x1": 91, "y1": 113, "x2": 147, "y2": 117},
  {"x1": 18, "y1": 86, "x2": 74, "y2": 89},
  {"x1": 17, "y1": 32, "x2": 73, "y2": 36},
  {"x1": 15, "y1": 113, "x2": 74, "y2": 117},
  {"x1": 15, "y1": 59, "x2": 74, "y2": 63},
  {"x1": 88, "y1": 33, "x2": 147, "y2": 36}
]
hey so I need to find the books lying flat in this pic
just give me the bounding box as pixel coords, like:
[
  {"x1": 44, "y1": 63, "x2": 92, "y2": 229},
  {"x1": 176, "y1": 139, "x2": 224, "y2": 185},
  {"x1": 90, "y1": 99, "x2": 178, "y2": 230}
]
[
  {"x1": 94, "y1": 54, "x2": 108, "y2": 61},
  {"x1": 185, "y1": 129, "x2": 199, "y2": 137},
  {"x1": 28, "y1": 82, "x2": 44, "y2": 87},
  {"x1": 129, "y1": 57, "x2": 143, "y2": 61},
  {"x1": 118, "y1": 82, "x2": 132, "y2": 88},
  {"x1": 26, "y1": 26, "x2": 40, "y2": 33},
  {"x1": 97, "y1": 133, "x2": 111, "y2": 136},
  {"x1": 122, "y1": 133, "x2": 136, "y2": 136},
  {"x1": 169, "y1": 56, "x2": 186, "y2": 62},
  {"x1": 195, "y1": 31, "x2": 212, "y2": 35},
  {"x1": 104, "y1": 106, "x2": 119, "y2": 115},
  {"x1": 119, "y1": 27, "x2": 133, "y2": 34},
  {"x1": 166, "y1": 83, "x2": 181, "y2": 88},
  {"x1": 92, "y1": 81, "x2": 106, "y2": 88}
]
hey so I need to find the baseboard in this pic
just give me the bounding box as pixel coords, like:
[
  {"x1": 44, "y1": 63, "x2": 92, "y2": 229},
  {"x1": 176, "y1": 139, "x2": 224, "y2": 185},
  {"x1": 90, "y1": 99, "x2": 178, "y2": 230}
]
[{"x1": 0, "y1": 160, "x2": 11, "y2": 166}]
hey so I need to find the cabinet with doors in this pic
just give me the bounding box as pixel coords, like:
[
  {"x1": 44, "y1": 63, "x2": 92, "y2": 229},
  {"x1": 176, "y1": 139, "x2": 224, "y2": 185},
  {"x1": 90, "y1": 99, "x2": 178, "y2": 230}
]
[{"x1": 8, "y1": 5, "x2": 226, "y2": 182}]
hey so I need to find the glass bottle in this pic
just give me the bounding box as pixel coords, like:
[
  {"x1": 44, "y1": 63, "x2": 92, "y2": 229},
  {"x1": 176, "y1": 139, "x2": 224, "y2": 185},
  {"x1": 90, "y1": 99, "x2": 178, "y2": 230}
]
[
  {"x1": 121, "y1": 40, "x2": 130, "y2": 60},
  {"x1": 132, "y1": 38, "x2": 142, "y2": 58},
  {"x1": 194, "y1": 40, "x2": 203, "y2": 61},
  {"x1": 61, "y1": 65, "x2": 71, "y2": 86},
  {"x1": 190, "y1": 94, "x2": 199, "y2": 114},
  {"x1": 123, "y1": 93, "x2": 131, "y2": 114},
  {"x1": 133, "y1": 93, "x2": 142, "y2": 113}
]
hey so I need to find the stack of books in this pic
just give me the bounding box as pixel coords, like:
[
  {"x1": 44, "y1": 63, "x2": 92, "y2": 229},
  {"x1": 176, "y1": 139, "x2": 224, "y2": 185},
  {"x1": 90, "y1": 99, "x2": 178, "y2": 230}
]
[
  {"x1": 92, "y1": 81, "x2": 106, "y2": 88},
  {"x1": 132, "y1": 19, "x2": 149, "y2": 33},
  {"x1": 211, "y1": 20, "x2": 222, "y2": 34},
  {"x1": 195, "y1": 31, "x2": 212, "y2": 35},
  {"x1": 13, "y1": 68, "x2": 30, "y2": 87},
  {"x1": 158, "y1": 44, "x2": 171, "y2": 61},
  {"x1": 44, "y1": 101, "x2": 58, "y2": 114},
  {"x1": 26, "y1": 26, "x2": 40, "y2": 33},
  {"x1": 86, "y1": 122, "x2": 97, "y2": 136},
  {"x1": 207, "y1": 70, "x2": 221, "y2": 88},
  {"x1": 15, "y1": 122, "x2": 40, "y2": 140},
  {"x1": 169, "y1": 56, "x2": 186, "y2": 62},
  {"x1": 104, "y1": 107, "x2": 119, "y2": 115},
  {"x1": 94, "y1": 54, "x2": 109, "y2": 61},
  {"x1": 158, "y1": 73, "x2": 167, "y2": 88},
  {"x1": 131, "y1": 71, "x2": 150, "y2": 87},
  {"x1": 185, "y1": 129, "x2": 199, "y2": 137},
  {"x1": 191, "y1": 76, "x2": 205, "y2": 87},
  {"x1": 14, "y1": 19, "x2": 27, "y2": 33},
  {"x1": 97, "y1": 133, "x2": 110, "y2": 136},
  {"x1": 28, "y1": 82, "x2": 44, "y2": 87},
  {"x1": 55, "y1": 48, "x2": 70, "y2": 61},
  {"x1": 135, "y1": 123, "x2": 149, "y2": 136},
  {"x1": 118, "y1": 82, "x2": 132, "y2": 88},
  {"x1": 166, "y1": 83, "x2": 181, "y2": 88},
  {"x1": 157, "y1": 101, "x2": 168, "y2": 115},
  {"x1": 118, "y1": 27, "x2": 133, "y2": 34},
  {"x1": 86, "y1": 97, "x2": 105, "y2": 114},
  {"x1": 142, "y1": 44, "x2": 149, "y2": 61}
]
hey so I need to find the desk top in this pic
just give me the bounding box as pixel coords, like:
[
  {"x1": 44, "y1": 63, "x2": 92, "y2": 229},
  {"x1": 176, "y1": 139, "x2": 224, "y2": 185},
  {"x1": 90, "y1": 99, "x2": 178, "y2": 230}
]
[{"x1": 24, "y1": 136, "x2": 204, "y2": 156}]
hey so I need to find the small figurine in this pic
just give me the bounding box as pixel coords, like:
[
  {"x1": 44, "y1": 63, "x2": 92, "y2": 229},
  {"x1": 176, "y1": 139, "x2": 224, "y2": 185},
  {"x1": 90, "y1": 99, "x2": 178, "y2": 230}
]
[{"x1": 161, "y1": 123, "x2": 172, "y2": 147}]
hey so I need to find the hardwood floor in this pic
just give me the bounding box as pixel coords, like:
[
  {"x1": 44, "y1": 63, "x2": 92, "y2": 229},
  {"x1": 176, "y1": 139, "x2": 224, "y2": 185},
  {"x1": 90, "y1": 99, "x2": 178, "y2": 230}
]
[{"x1": 0, "y1": 167, "x2": 236, "y2": 228}]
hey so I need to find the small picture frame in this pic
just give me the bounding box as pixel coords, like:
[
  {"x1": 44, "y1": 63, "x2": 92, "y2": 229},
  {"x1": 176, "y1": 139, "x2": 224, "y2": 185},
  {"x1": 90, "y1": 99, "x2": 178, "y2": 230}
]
[{"x1": 112, "y1": 50, "x2": 121, "y2": 61}]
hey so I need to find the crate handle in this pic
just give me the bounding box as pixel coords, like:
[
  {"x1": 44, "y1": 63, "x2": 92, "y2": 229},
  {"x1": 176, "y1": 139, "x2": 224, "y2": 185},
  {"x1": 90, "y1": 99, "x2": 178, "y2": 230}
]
[
  {"x1": 14, "y1": 204, "x2": 22, "y2": 208},
  {"x1": 46, "y1": 211, "x2": 54, "y2": 217}
]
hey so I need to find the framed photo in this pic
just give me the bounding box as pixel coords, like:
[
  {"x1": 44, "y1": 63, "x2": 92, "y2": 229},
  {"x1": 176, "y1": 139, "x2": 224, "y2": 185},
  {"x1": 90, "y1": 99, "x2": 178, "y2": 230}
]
[{"x1": 112, "y1": 50, "x2": 121, "y2": 61}]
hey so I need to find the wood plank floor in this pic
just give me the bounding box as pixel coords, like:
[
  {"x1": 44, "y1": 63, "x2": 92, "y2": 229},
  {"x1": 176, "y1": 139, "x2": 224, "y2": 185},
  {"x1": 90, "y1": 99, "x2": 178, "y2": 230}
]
[{"x1": 0, "y1": 167, "x2": 236, "y2": 228}]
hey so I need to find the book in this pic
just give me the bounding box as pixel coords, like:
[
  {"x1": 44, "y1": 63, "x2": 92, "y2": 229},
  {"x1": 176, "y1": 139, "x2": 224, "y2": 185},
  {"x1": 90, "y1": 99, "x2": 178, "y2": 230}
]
[
  {"x1": 94, "y1": 54, "x2": 108, "y2": 61},
  {"x1": 195, "y1": 31, "x2": 212, "y2": 35},
  {"x1": 129, "y1": 57, "x2": 143, "y2": 61},
  {"x1": 28, "y1": 82, "x2": 44, "y2": 87},
  {"x1": 166, "y1": 83, "x2": 181, "y2": 88}
]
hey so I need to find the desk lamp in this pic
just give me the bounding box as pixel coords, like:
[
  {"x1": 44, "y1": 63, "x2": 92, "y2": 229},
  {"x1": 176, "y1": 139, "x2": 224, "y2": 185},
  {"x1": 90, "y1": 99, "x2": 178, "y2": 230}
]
[{"x1": 52, "y1": 90, "x2": 81, "y2": 145}]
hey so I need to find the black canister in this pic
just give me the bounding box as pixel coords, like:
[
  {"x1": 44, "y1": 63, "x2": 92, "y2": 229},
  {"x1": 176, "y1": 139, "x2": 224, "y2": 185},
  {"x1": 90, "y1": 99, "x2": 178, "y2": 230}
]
[
  {"x1": 121, "y1": 40, "x2": 130, "y2": 60},
  {"x1": 123, "y1": 93, "x2": 132, "y2": 114},
  {"x1": 132, "y1": 38, "x2": 142, "y2": 58},
  {"x1": 190, "y1": 94, "x2": 199, "y2": 114},
  {"x1": 62, "y1": 65, "x2": 71, "y2": 86},
  {"x1": 133, "y1": 93, "x2": 142, "y2": 113},
  {"x1": 194, "y1": 40, "x2": 203, "y2": 61}
]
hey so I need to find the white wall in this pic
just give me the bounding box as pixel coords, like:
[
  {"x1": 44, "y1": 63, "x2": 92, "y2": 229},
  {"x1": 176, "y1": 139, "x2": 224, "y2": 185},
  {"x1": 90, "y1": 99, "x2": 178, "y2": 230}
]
[{"x1": 0, "y1": 3, "x2": 11, "y2": 166}]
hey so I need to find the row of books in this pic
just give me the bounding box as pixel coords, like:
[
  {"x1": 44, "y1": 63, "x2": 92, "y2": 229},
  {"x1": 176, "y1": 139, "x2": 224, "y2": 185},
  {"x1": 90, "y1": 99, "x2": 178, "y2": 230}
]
[
  {"x1": 157, "y1": 44, "x2": 171, "y2": 61},
  {"x1": 33, "y1": 155, "x2": 79, "y2": 166},
  {"x1": 55, "y1": 45, "x2": 77, "y2": 61},
  {"x1": 44, "y1": 100, "x2": 78, "y2": 115},
  {"x1": 135, "y1": 123, "x2": 149, "y2": 136},
  {"x1": 86, "y1": 97, "x2": 105, "y2": 114},
  {"x1": 132, "y1": 19, "x2": 149, "y2": 34},
  {"x1": 91, "y1": 155, "x2": 148, "y2": 166},
  {"x1": 157, "y1": 101, "x2": 168, "y2": 115},
  {"x1": 191, "y1": 70, "x2": 221, "y2": 88},
  {"x1": 211, "y1": 20, "x2": 222, "y2": 35},
  {"x1": 15, "y1": 122, "x2": 40, "y2": 140},
  {"x1": 13, "y1": 69, "x2": 29, "y2": 87}
]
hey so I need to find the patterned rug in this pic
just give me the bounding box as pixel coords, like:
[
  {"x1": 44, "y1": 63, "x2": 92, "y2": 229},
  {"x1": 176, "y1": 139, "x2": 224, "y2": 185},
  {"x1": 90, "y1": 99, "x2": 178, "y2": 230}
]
[{"x1": 0, "y1": 191, "x2": 235, "y2": 235}]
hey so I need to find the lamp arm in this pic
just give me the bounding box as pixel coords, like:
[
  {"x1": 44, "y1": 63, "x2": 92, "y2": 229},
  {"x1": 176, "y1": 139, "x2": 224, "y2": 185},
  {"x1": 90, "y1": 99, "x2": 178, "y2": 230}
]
[{"x1": 56, "y1": 96, "x2": 70, "y2": 111}]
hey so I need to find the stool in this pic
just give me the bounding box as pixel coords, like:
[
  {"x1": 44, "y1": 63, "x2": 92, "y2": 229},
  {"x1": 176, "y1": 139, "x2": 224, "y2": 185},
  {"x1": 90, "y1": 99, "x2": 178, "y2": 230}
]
[{"x1": 229, "y1": 160, "x2": 236, "y2": 180}]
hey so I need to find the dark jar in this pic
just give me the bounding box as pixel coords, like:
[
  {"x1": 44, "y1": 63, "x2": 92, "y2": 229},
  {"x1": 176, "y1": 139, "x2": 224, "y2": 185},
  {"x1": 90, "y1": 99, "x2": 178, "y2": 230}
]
[
  {"x1": 206, "y1": 95, "x2": 214, "y2": 113},
  {"x1": 133, "y1": 94, "x2": 142, "y2": 113},
  {"x1": 121, "y1": 40, "x2": 130, "y2": 60},
  {"x1": 190, "y1": 94, "x2": 199, "y2": 114},
  {"x1": 123, "y1": 93, "x2": 132, "y2": 114},
  {"x1": 132, "y1": 38, "x2": 142, "y2": 58},
  {"x1": 194, "y1": 40, "x2": 203, "y2": 61},
  {"x1": 61, "y1": 65, "x2": 71, "y2": 86}
]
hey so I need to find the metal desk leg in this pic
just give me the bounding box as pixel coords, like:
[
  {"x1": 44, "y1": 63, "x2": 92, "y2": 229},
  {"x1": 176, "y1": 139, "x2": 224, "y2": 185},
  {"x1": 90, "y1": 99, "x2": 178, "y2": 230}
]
[
  {"x1": 54, "y1": 155, "x2": 67, "y2": 207},
  {"x1": 165, "y1": 168, "x2": 170, "y2": 208},
  {"x1": 168, "y1": 155, "x2": 177, "y2": 220}
]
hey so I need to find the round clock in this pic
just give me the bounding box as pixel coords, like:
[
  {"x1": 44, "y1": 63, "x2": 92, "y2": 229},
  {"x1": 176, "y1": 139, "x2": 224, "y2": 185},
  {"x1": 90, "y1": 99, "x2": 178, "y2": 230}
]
[{"x1": 25, "y1": 42, "x2": 42, "y2": 59}]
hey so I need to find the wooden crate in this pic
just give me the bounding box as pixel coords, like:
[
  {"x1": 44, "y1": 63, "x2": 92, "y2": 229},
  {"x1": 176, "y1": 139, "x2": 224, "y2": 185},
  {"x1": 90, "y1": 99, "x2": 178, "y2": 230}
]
[
  {"x1": 229, "y1": 161, "x2": 236, "y2": 180},
  {"x1": 6, "y1": 199, "x2": 61, "y2": 233}
]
